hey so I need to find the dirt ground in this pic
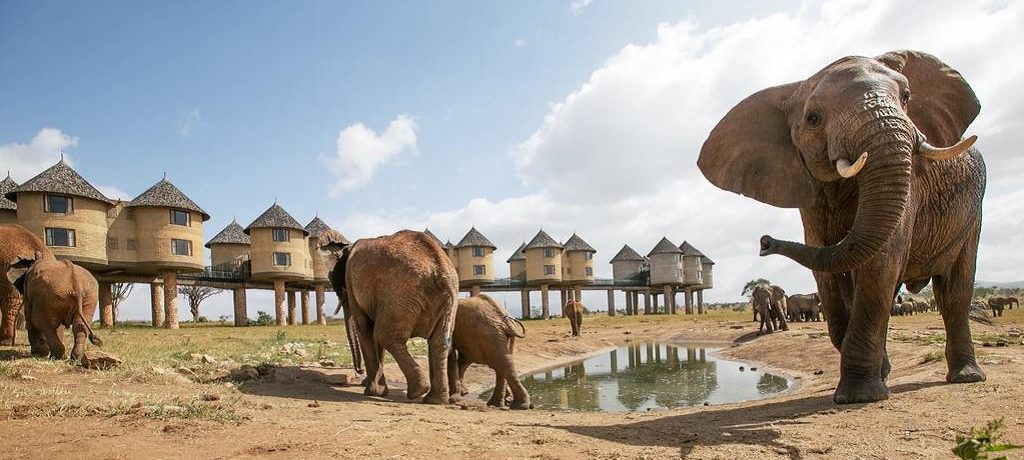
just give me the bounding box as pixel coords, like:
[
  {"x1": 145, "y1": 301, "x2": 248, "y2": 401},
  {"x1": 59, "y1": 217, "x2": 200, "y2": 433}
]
[{"x1": 0, "y1": 309, "x2": 1022, "y2": 460}]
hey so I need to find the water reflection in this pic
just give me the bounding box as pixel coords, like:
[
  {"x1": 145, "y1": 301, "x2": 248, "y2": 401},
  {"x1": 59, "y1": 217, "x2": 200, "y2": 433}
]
[{"x1": 486, "y1": 343, "x2": 790, "y2": 412}]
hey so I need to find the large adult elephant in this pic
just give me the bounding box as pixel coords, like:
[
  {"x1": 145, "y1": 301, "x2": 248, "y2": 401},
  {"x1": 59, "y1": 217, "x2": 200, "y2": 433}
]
[
  {"x1": 787, "y1": 293, "x2": 822, "y2": 322},
  {"x1": 324, "y1": 230, "x2": 458, "y2": 404},
  {"x1": 751, "y1": 285, "x2": 776, "y2": 335},
  {"x1": 0, "y1": 224, "x2": 55, "y2": 345},
  {"x1": 564, "y1": 299, "x2": 584, "y2": 337},
  {"x1": 698, "y1": 50, "x2": 986, "y2": 404}
]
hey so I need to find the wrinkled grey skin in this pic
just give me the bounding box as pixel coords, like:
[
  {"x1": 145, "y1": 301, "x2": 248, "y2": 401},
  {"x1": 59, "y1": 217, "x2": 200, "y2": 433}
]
[
  {"x1": 699, "y1": 51, "x2": 986, "y2": 403},
  {"x1": 787, "y1": 293, "x2": 822, "y2": 322}
]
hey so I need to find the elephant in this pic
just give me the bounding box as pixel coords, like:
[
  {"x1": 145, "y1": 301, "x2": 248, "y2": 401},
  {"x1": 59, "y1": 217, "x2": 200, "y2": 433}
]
[
  {"x1": 913, "y1": 300, "x2": 931, "y2": 314},
  {"x1": 787, "y1": 293, "x2": 822, "y2": 322},
  {"x1": 0, "y1": 224, "x2": 55, "y2": 345},
  {"x1": 327, "y1": 255, "x2": 364, "y2": 377},
  {"x1": 6, "y1": 251, "x2": 102, "y2": 360},
  {"x1": 447, "y1": 294, "x2": 530, "y2": 409},
  {"x1": 752, "y1": 284, "x2": 786, "y2": 335},
  {"x1": 698, "y1": 50, "x2": 987, "y2": 403},
  {"x1": 987, "y1": 298, "x2": 1009, "y2": 317},
  {"x1": 323, "y1": 230, "x2": 458, "y2": 404},
  {"x1": 1007, "y1": 296, "x2": 1019, "y2": 309},
  {"x1": 564, "y1": 299, "x2": 584, "y2": 337}
]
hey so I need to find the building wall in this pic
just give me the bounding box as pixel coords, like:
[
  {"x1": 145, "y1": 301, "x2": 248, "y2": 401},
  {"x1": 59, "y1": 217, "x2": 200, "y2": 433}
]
[
  {"x1": 649, "y1": 253, "x2": 683, "y2": 286},
  {"x1": 612, "y1": 260, "x2": 643, "y2": 280},
  {"x1": 525, "y1": 247, "x2": 562, "y2": 285},
  {"x1": 250, "y1": 228, "x2": 311, "y2": 281},
  {"x1": 700, "y1": 261, "x2": 714, "y2": 289},
  {"x1": 562, "y1": 251, "x2": 595, "y2": 284},
  {"x1": 132, "y1": 207, "x2": 204, "y2": 271},
  {"x1": 15, "y1": 192, "x2": 109, "y2": 265},
  {"x1": 509, "y1": 260, "x2": 526, "y2": 281},
  {"x1": 456, "y1": 247, "x2": 494, "y2": 286},
  {"x1": 105, "y1": 202, "x2": 136, "y2": 265},
  {"x1": 211, "y1": 243, "x2": 250, "y2": 268},
  {"x1": 682, "y1": 255, "x2": 704, "y2": 286},
  {"x1": 0, "y1": 210, "x2": 16, "y2": 225}
]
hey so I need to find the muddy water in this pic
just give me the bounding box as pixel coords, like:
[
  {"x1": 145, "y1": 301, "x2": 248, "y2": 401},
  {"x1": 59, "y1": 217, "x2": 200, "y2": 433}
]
[{"x1": 487, "y1": 342, "x2": 790, "y2": 411}]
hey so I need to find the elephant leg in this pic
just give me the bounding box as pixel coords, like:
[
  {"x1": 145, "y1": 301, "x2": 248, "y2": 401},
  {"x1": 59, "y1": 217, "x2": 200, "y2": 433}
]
[
  {"x1": 70, "y1": 322, "x2": 88, "y2": 361},
  {"x1": 501, "y1": 360, "x2": 530, "y2": 410},
  {"x1": 354, "y1": 310, "x2": 387, "y2": 397},
  {"x1": 814, "y1": 271, "x2": 852, "y2": 352},
  {"x1": 486, "y1": 373, "x2": 506, "y2": 407},
  {"x1": 379, "y1": 334, "x2": 429, "y2": 400},
  {"x1": 935, "y1": 244, "x2": 985, "y2": 384},
  {"x1": 834, "y1": 265, "x2": 900, "y2": 404},
  {"x1": 23, "y1": 304, "x2": 47, "y2": 356},
  {"x1": 43, "y1": 325, "x2": 65, "y2": 360},
  {"x1": 0, "y1": 291, "x2": 18, "y2": 345},
  {"x1": 423, "y1": 297, "x2": 456, "y2": 405},
  {"x1": 457, "y1": 355, "x2": 471, "y2": 396},
  {"x1": 446, "y1": 349, "x2": 460, "y2": 397}
]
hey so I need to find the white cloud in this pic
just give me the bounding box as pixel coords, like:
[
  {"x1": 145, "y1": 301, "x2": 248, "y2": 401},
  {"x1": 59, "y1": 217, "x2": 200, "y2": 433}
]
[
  {"x1": 322, "y1": 0, "x2": 1024, "y2": 307},
  {"x1": 568, "y1": 0, "x2": 593, "y2": 17},
  {"x1": 177, "y1": 108, "x2": 201, "y2": 138},
  {"x1": 96, "y1": 185, "x2": 131, "y2": 201},
  {"x1": 320, "y1": 115, "x2": 418, "y2": 196},
  {"x1": 515, "y1": 37, "x2": 526, "y2": 48},
  {"x1": 0, "y1": 127, "x2": 78, "y2": 182}
]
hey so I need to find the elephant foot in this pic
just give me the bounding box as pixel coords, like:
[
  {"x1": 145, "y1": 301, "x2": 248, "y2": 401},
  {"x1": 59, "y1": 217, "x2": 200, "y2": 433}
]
[
  {"x1": 509, "y1": 399, "x2": 531, "y2": 410},
  {"x1": 946, "y1": 361, "x2": 986, "y2": 383},
  {"x1": 406, "y1": 378, "x2": 430, "y2": 400},
  {"x1": 29, "y1": 347, "x2": 47, "y2": 357},
  {"x1": 422, "y1": 390, "x2": 449, "y2": 405},
  {"x1": 486, "y1": 396, "x2": 504, "y2": 408},
  {"x1": 364, "y1": 382, "x2": 389, "y2": 397},
  {"x1": 833, "y1": 376, "x2": 890, "y2": 404}
]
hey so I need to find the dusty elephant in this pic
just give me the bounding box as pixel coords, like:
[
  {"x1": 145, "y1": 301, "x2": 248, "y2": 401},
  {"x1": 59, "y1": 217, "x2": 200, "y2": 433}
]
[
  {"x1": 324, "y1": 230, "x2": 458, "y2": 404},
  {"x1": 987, "y1": 298, "x2": 1007, "y2": 317},
  {"x1": 565, "y1": 299, "x2": 584, "y2": 337},
  {"x1": 0, "y1": 224, "x2": 55, "y2": 345},
  {"x1": 6, "y1": 252, "x2": 102, "y2": 360},
  {"x1": 787, "y1": 293, "x2": 821, "y2": 322},
  {"x1": 751, "y1": 285, "x2": 776, "y2": 335},
  {"x1": 699, "y1": 50, "x2": 988, "y2": 403},
  {"x1": 447, "y1": 294, "x2": 530, "y2": 409}
]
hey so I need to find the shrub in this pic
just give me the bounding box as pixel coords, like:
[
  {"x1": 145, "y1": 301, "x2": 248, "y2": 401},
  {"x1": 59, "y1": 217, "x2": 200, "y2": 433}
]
[
  {"x1": 952, "y1": 418, "x2": 1021, "y2": 460},
  {"x1": 255, "y1": 311, "x2": 273, "y2": 326}
]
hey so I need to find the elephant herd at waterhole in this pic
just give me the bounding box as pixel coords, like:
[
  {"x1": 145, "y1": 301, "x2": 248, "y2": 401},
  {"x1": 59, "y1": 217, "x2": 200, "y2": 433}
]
[{"x1": 0, "y1": 50, "x2": 1002, "y2": 407}]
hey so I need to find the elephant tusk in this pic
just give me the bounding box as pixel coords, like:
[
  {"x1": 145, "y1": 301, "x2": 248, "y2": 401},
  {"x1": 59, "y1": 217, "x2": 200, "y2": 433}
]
[
  {"x1": 918, "y1": 134, "x2": 977, "y2": 161},
  {"x1": 836, "y1": 152, "x2": 868, "y2": 178}
]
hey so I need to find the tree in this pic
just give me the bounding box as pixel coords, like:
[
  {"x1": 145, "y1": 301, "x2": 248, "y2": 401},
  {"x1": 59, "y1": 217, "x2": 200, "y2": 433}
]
[
  {"x1": 110, "y1": 282, "x2": 134, "y2": 327},
  {"x1": 178, "y1": 283, "x2": 223, "y2": 322},
  {"x1": 741, "y1": 278, "x2": 772, "y2": 297}
]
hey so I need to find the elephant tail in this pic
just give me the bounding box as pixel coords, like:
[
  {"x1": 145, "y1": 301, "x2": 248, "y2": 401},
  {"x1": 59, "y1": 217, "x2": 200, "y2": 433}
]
[{"x1": 505, "y1": 316, "x2": 527, "y2": 338}]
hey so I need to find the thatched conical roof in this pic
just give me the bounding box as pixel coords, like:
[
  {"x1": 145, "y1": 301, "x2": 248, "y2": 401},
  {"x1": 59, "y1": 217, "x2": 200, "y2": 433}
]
[
  {"x1": 127, "y1": 178, "x2": 210, "y2": 221},
  {"x1": 610, "y1": 245, "x2": 645, "y2": 262},
  {"x1": 423, "y1": 228, "x2": 445, "y2": 247},
  {"x1": 524, "y1": 230, "x2": 562, "y2": 250},
  {"x1": 305, "y1": 217, "x2": 349, "y2": 248},
  {"x1": 701, "y1": 256, "x2": 715, "y2": 265},
  {"x1": 443, "y1": 240, "x2": 455, "y2": 250},
  {"x1": 0, "y1": 174, "x2": 18, "y2": 211},
  {"x1": 456, "y1": 227, "x2": 496, "y2": 249},
  {"x1": 6, "y1": 159, "x2": 111, "y2": 204},
  {"x1": 563, "y1": 233, "x2": 596, "y2": 253},
  {"x1": 205, "y1": 220, "x2": 251, "y2": 247},
  {"x1": 679, "y1": 241, "x2": 705, "y2": 257},
  {"x1": 506, "y1": 242, "x2": 527, "y2": 263},
  {"x1": 647, "y1": 237, "x2": 682, "y2": 256},
  {"x1": 244, "y1": 203, "x2": 307, "y2": 235}
]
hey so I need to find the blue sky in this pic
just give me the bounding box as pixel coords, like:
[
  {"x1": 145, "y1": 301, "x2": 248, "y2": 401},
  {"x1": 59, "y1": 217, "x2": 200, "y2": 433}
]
[{"x1": 3, "y1": 1, "x2": 1021, "y2": 320}]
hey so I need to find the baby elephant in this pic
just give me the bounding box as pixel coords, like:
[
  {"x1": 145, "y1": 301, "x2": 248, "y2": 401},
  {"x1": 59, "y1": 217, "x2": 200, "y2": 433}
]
[
  {"x1": 6, "y1": 252, "x2": 102, "y2": 360},
  {"x1": 447, "y1": 294, "x2": 530, "y2": 409},
  {"x1": 565, "y1": 299, "x2": 584, "y2": 337}
]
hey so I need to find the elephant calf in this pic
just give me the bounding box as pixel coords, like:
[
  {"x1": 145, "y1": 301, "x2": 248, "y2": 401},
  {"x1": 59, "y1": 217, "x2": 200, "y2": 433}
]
[
  {"x1": 448, "y1": 294, "x2": 530, "y2": 409},
  {"x1": 565, "y1": 299, "x2": 584, "y2": 337},
  {"x1": 6, "y1": 252, "x2": 102, "y2": 360}
]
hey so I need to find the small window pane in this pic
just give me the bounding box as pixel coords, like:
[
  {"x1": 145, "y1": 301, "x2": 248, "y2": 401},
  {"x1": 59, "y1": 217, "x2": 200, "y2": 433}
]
[
  {"x1": 273, "y1": 229, "x2": 290, "y2": 242},
  {"x1": 126, "y1": 209, "x2": 135, "y2": 220},
  {"x1": 584, "y1": 252, "x2": 593, "y2": 260},
  {"x1": 127, "y1": 239, "x2": 137, "y2": 250},
  {"x1": 44, "y1": 195, "x2": 72, "y2": 213},
  {"x1": 45, "y1": 228, "x2": 75, "y2": 247},
  {"x1": 107, "y1": 237, "x2": 118, "y2": 249},
  {"x1": 171, "y1": 239, "x2": 192, "y2": 256},
  {"x1": 170, "y1": 210, "x2": 190, "y2": 226},
  {"x1": 585, "y1": 267, "x2": 593, "y2": 277},
  {"x1": 472, "y1": 247, "x2": 484, "y2": 257},
  {"x1": 544, "y1": 265, "x2": 555, "y2": 275},
  {"x1": 543, "y1": 248, "x2": 553, "y2": 258},
  {"x1": 273, "y1": 252, "x2": 291, "y2": 266},
  {"x1": 473, "y1": 265, "x2": 485, "y2": 276}
]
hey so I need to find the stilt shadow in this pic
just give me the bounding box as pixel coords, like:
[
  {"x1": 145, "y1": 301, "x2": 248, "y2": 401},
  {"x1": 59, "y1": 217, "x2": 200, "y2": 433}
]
[{"x1": 545, "y1": 381, "x2": 945, "y2": 459}]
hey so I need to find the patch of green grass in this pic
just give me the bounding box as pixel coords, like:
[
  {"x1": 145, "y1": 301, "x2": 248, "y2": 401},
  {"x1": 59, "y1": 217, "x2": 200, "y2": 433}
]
[
  {"x1": 920, "y1": 350, "x2": 945, "y2": 364},
  {"x1": 953, "y1": 418, "x2": 1022, "y2": 459}
]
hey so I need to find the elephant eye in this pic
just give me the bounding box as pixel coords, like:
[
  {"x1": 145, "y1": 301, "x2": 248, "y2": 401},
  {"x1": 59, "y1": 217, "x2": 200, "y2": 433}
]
[
  {"x1": 901, "y1": 90, "x2": 911, "y2": 105},
  {"x1": 805, "y1": 111, "x2": 822, "y2": 128}
]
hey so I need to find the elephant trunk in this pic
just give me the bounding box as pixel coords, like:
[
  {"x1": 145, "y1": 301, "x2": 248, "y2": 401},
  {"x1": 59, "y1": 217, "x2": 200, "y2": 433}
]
[{"x1": 761, "y1": 113, "x2": 914, "y2": 273}]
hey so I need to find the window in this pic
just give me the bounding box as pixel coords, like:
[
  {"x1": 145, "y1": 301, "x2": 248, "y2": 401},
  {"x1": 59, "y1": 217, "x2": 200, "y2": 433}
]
[
  {"x1": 126, "y1": 208, "x2": 135, "y2": 220},
  {"x1": 170, "y1": 209, "x2": 190, "y2": 226},
  {"x1": 473, "y1": 265, "x2": 486, "y2": 276},
  {"x1": 44, "y1": 195, "x2": 72, "y2": 214},
  {"x1": 472, "y1": 247, "x2": 484, "y2": 257},
  {"x1": 171, "y1": 239, "x2": 192, "y2": 256},
  {"x1": 126, "y1": 239, "x2": 137, "y2": 250},
  {"x1": 565, "y1": 267, "x2": 572, "y2": 275},
  {"x1": 544, "y1": 265, "x2": 555, "y2": 276},
  {"x1": 584, "y1": 252, "x2": 593, "y2": 260},
  {"x1": 585, "y1": 267, "x2": 593, "y2": 277},
  {"x1": 675, "y1": 269, "x2": 683, "y2": 278},
  {"x1": 273, "y1": 228, "x2": 290, "y2": 242},
  {"x1": 273, "y1": 252, "x2": 291, "y2": 266},
  {"x1": 107, "y1": 237, "x2": 118, "y2": 250},
  {"x1": 543, "y1": 247, "x2": 554, "y2": 258},
  {"x1": 44, "y1": 228, "x2": 75, "y2": 247}
]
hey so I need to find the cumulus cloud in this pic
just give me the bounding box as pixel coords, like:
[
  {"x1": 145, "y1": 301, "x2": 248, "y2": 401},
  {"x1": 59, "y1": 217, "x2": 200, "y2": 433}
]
[
  {"x1": 96, "y1": 185, "x2": 131, "y2": 201},
  {"x1": 321, "y1": 115, "x2": 418, "y2": 196},
  {"x1": 0, "y1": 127, "x2": 78, "y2": 181},
  {"x1": 329, "y1": 0, "x2": 1023, "y2": 307},
  {"x1": 568, "y1": 0, "x2": 593, "y2": 17},
  {"x1": 177, "y1": 108, "x2": 202, "y2": 138}
]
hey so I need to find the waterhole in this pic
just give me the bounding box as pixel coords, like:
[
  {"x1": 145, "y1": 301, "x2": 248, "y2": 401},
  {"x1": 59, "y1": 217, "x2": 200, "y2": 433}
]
[{"x1": 485, "y1": 342, "x2": 791, "y2": 411}]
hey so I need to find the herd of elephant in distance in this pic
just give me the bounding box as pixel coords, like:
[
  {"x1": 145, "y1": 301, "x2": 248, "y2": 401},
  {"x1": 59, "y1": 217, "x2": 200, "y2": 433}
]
[{"x1": 0, "y1": 49, "x2": 1002, "y2": 407}]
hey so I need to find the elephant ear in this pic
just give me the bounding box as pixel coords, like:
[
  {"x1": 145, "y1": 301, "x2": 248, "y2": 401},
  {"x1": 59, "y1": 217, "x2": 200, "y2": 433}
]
[
  {"x1": 698, "y1": 82, "x2": 820, "y2": 209},
  {"x1": 876, "y1": 50, "x2": 980, "y2": 147},
  {"x1": 6, "y1": 256, "x2": 34, "y2": 295}
]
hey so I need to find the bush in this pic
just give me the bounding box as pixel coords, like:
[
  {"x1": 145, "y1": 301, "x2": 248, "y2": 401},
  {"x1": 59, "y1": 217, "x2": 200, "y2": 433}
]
[
  {"x1": 952, "y1": 418, "x2": 1021, "y2": 459},
  {"x1": 196, "y1": 316, "x2": 209, "y2": 323},
  {"x1": 255, "y1": 311, "x2": 273, "y2": 326}
]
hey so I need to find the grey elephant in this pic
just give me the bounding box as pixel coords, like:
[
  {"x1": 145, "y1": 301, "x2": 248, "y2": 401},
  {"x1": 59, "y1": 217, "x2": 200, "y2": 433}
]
[
  {"x1": 752, "y1": 284, "x2": 786, "y2": 335},
  {"x1": 324, "y1": 230, "x2": 458, "y2": 404},
  {"x1": 0, "y1": 224, "x2": 55, "y2": 345},
  {"x1": 699, "y1": 50, "x2": 987, "y2": 403},
  {"x1": 447, "y1": 294, "x2": 530, "y2": 409},
  {"x1": 565, "y1": 299, "x2": 584, "y2": 337},
  {"x1": 787, "y1": 293, "x2": 821, "y2": 322},
  {"x1": 6, "y1": 252, "x2": 102, "y2": 360}
]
